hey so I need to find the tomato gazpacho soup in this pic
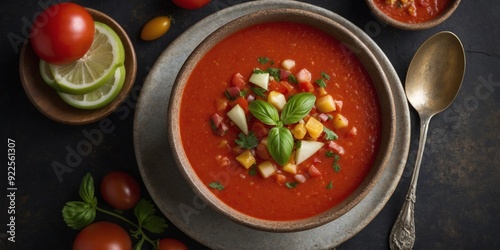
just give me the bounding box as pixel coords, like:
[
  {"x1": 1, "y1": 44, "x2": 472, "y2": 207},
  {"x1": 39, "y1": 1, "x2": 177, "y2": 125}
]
[
  {"x1": 178, "y1": 22, "x2": 382, "y2": 221},
  {"x1": 374, "y1": 0, "x2": 450, "y2": 23}
]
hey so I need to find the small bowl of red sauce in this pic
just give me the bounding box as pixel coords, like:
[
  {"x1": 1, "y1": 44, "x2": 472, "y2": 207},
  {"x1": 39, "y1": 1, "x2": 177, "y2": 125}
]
[
  {"x1": 366, "y1": 0, "x2": 460, "y2": 30},
  {"x1": 168, "y1": 8, "x2": 396, "y2": 232}
]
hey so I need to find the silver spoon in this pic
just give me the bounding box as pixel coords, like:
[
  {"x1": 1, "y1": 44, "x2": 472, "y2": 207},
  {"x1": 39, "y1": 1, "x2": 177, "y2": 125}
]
[{"x1": 389, "y1": 31, "x2": 466, "y2": 250}]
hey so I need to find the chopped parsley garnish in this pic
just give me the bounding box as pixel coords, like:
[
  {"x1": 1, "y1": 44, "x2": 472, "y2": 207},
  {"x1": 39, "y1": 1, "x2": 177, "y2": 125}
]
[
  {"x1": 288, "y1": 75, "x2": 298, "y2": 84},
  {"x1": 315, "y1": 78, "x2": 327, "y2": 88},
  {"x1": 326, "y1": 181, "x2": 333, "y2": 189},
  {"x1": 235, "y1": 132, "x2": 259, "y2": 149},
  {"x1": 248, "y1": 165, "x2": 257, "y2": 176},
  {"x1": 285, "y1": 182, "x2": 299, "y2": 189},
  {"x1": 209, "y1": 182, "x2": 224, "y2": 191},
  {"x1": 333, "y1": 163, "x2": 341, "y2": 172},
  {"x1": 267, "y1": 67, "x2": 281, "y2": 81},
  {"x1": 295, "y1": 140, "x2": 302, "y2": 149},
  {"x1": 251, "y1": 87, "x2": 267, "y2": 98},
  {"x1": 324, "y1": 127, "x2": 338, "y2": 140},
  {"x1": 325, "y1": 150, "x2": 334, "y2": 157},
  {"x1": 258, "y1": 57, "x2": 274, "y2": 65},
  {"x1": 321, "y1": 71, "x2": 330, "y2": 80}
]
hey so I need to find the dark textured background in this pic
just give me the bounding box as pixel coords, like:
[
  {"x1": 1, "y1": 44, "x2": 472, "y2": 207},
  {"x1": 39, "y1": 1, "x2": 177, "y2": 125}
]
[{"x1": 1, "y1": 0, "x2": 499, "y2": 249}]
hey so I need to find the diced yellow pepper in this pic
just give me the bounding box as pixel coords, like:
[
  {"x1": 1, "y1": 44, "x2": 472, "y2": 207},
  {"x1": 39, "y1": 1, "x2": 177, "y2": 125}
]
[
  {"x1": 268, "y1": 91, "x2": 287, "y2": 111},
  {"x1": 315, "y1": 95, "x2": 336, "y2": 113},
  {"x1": 257, "y1": 161, "x2": 276, "y2": 178},
  {"x1": 292, "y1": 123, "x2": 307, "y2": 139},
  {"x1": 283, "y1": 162, "x2": 297, "y2": 174},
  {"x1": 332, "y1": 113, "x2": 349, "y2": 130},
  {"x1": 236, "y1": 150, "x2": 256, "y2": 169},
  {"x1": 305, "y1": 117, "x2": 324, "y2": 139}
]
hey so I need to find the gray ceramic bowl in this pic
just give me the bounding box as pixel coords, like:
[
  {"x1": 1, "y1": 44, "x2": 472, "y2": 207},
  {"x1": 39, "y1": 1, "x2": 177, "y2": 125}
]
[
  {"x1": 168, "y1": 8, "x2": 396, "y2": 232},
  {"x1": 365, "y1": 0, "x2": 460, "y2": 30}
]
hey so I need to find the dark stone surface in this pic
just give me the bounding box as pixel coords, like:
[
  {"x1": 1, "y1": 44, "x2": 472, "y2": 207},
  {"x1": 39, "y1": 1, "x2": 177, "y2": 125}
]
[{"x1": 1, "y1": 0, "x2": 498, "y2": 249}]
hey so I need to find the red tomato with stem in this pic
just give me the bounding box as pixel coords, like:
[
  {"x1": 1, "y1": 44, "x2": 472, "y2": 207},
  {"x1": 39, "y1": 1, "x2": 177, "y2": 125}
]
[
  {"x1": 158, "y1": 238, "x2": 188, "y2": 250},
  {"x1": 100, "y1": 172, "x2": 141, "y2": 210},
  {"x1": 172, "y1": 0, "x2": 211, "y2": 9},
  {"x1": 73, "y1": 222, "x2": 131, "y2": 250},
  {"x1": 30, "y1": 2, "x2": 95, "y2": 65}
]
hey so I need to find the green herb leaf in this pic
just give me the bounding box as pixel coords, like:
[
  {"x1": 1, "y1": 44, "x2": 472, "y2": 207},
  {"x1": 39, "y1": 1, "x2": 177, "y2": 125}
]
[
  {"x1": 334, "y1": 154, "x2": 341, "y2": 163},
  {"x1": 267, "y1": 127, "x2": 294, "y2": 166},
  {"x1": 288, "y1": 75, "x2": 298, "y2": 84},
  {"x1": 295, "y1": 140, "x2": 302, "y2": 149},
  {"x1": 333, "y1": 163, "x2": 341, "y2": 172},
  {"x1": 209, "y1": 182, "x2": 225, "y2": 191},
  {"x1": 315, "y1": 78, "x2": 326, "y2": 88},
  {"x1": 134, "y1": 199, "x2": 168, "y2": 234},
  {"x1": 79, "y1": 173, "x2": 97, "y2": 205},
  {"x1": 62, "y1": 201, "x2": 96, "y2": 230},
  {"x1": 281, "y1": 92, "x2": 316, "y2": 125},
  {"x1": 325, "y1": 150, "x2": 334, "y2": 157},
  {"x1": 326, "y1": 181, "x2": 333, "y2": 189},
  {"x1": 251, "y1": 87, "x2": 267, "y2": 98},
  {"x1": 321, "y1": 71, "x2": 330, "y2": 80},
  {"x1": 267, "y1": 67, "x2": 281, "y2": 81},
  {"x1": 258, "y1": 57, "x2": 273, "y2": 65},
  {"x1": 249, "y1": 165, "x2": 257, "y2": 176},
  {"x1": 285, "y1": 182, "x2": 299, "y2": 189},
  {"x1": 235, "y1": 132, "x2": 259, "y2": 149},
  {"x1": 323, "y1": 127, "x2": 338, "y2": 140},
  {"x1": 249, "y1": 100, "x2": 279, "y2": 125}
]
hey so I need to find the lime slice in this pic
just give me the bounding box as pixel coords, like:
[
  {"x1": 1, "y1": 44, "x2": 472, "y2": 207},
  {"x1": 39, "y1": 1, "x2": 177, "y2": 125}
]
[
  {"x1": 58, "y1": 66, "x2": 126, "y2": 109},
  {"x1": 39, "y1": 59, "x2": 63, "y2": 91},
  {"x1": 50, "y1": 21, "x2": 125, "y2": 95}
]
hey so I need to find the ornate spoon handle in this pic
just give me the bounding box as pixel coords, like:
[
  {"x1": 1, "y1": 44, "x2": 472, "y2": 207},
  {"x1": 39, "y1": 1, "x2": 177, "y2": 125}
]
[{"x1": 389, "y1": 115, "x2": 432, "y2": 250}]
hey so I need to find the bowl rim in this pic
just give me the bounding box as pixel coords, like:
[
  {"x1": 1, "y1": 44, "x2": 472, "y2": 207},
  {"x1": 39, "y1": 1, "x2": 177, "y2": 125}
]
[
  {"x1": 167, "y1": 8, "x2": 396, "y2": 232},
  {"x1": 18, "y1": 7, "x2": 137, "y2": 125},
  {"x1": 365, "y1": 0, "x2": 461, "y2": 30}
]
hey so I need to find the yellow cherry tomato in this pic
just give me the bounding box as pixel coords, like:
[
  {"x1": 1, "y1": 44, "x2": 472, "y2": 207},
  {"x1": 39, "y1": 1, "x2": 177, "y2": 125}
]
[{"x1": 141, "y1": 16, "x2": 171, "y2": 41}]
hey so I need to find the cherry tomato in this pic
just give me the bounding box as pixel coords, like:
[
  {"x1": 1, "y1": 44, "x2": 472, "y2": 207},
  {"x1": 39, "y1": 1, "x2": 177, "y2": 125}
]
[
  {"x1": 158, "y1": 238, "x2": 188, "y2": 250},
  {"x1": 100, "y1": 172, "x2": 141, "y2": 210},
  {"x1": 73, "y1": 222, "x2": 131, "y2": 250},
  {"x1": 30, "y1": 3, "x2": 94, "y2": 65},
  {"x1": 141, "y1": 16, "x2": 171, "y2": 41},
  {"x1": 172, "y1": 0, "x2": 211, "y2": 10}
]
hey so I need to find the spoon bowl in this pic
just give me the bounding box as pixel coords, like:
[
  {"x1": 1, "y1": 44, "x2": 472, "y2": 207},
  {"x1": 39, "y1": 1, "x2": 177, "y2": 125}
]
[
  {"x1": 405, "y1": 31, "x2": 466, "y2": 116},
  {"x1": 390, "y1": 31, "x2": 465, "y2": 250}
]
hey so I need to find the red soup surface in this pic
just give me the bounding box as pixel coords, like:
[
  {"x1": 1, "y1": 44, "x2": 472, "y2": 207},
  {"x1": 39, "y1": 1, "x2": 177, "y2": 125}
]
[
  {"x1": 179, "y1": 22, "x2": 381, "y2": 221},
  {"x1": 374, "y1": 0, "x2": 450, "y2": 23}
]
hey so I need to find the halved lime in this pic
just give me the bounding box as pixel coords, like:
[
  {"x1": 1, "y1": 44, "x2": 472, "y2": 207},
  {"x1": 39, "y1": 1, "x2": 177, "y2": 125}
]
[
  {"x1": 39, "y1": 59, "x2": 62, "y2": 91},
  {"x1": 58, "y1": 66, "x2": 126, "y2": 110},
  {"x1": 50, "y1": 21, "x2": 125, "y2": 95}
]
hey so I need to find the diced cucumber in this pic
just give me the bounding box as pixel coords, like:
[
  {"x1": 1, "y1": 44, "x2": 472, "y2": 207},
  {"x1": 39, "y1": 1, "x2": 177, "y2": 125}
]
[
  {"x1": 249, "y1": 72, "x2": 269, "y2": 90},
  {"x1": 227, "y1": 104, "x2": 248, "y2": 135}
]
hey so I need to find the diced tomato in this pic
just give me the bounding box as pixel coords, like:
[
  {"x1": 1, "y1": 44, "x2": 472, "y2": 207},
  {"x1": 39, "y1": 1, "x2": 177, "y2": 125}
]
[
  {"x1": 268, "y1": 80, "x2": 288, "y2": 94},
  {"x1": 308, "y1": 165, "x2": 322, "y2": 177},
  {"x1": 226, "y1": 86, "x2": 241, "y2": 99},
  {"x1": 275, "y1": 174, "x2": 287, "y2": 185},
  {"x1": 295, "y1": 68, "x2": 312, "y2": 83},
  {"x1": 231, "y1": 73, "x2": 246, "y2": 89},
  {"x1": 216, "y1": 155, "x2": 231, "y2": 168},
  {"x1": 230, "y1": 97, "x2": 248, "y2": 113},
  {"x1": 328, "y1": 141, "x2": 345, "y2": 155},
  {"x1": 251, "y1": 121, "x2": 269, "y2": 139},
  {"x1": 299, "y1": 81, "x2": 314, "y2": 93},
  {"x1": 256, "y1": 142, "x2": 270, "y2": 160},
  {"x1": 280, "y1": 81, "x2": 294, "y2": 94}
]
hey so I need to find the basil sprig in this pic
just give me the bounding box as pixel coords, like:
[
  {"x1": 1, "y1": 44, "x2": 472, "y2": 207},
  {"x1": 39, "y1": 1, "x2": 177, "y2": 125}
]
[{"x1": 249, "y1": 92, "x2": 316, "y2": 166}]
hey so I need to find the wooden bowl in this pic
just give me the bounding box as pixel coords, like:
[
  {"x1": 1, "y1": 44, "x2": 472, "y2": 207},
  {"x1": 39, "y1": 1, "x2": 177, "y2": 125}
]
[
  {"x1": 19, "y1": 8, "x2": 137, "y2": 125},
  {"x1": 365, "y1": 0, "x2": 460, "y2": 30},
  {"x1": 168, "y1": 8, "x2": 396, "y2": 232}
]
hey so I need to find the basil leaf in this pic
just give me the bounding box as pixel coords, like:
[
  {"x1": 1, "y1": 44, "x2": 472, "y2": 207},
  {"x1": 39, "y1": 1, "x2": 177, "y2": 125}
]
[
  {"x1": 249, "y1": 100, "x2": 279, "y2": 125},
  {"x1": 267, "y1": 127, "x2": 294, "y2": 166},
  {"x1": 79, "y1": 173, "x2": 97, "y2": 205},
  {"x1": 62, "y1": 201, "x2": 96, "y2": 230},
  {"x1": 281, "y1": 92, "x2": 316, "y2": 125}
]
